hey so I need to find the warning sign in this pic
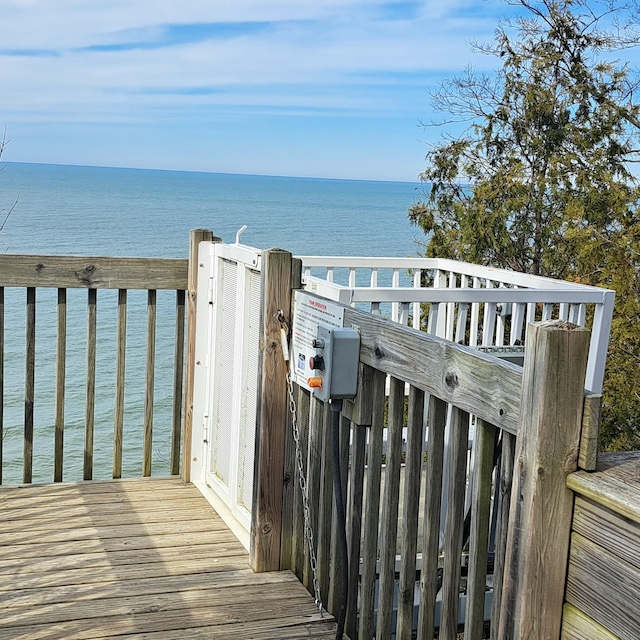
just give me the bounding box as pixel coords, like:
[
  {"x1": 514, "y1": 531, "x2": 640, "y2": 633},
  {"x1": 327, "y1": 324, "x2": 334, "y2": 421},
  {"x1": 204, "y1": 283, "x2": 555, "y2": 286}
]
[{"x1": 291, "y1": 291, "x2": 344, "y2": 390}]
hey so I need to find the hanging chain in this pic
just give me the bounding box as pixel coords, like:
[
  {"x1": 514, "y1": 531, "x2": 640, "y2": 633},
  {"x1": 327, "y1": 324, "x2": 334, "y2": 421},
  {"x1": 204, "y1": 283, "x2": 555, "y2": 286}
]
[{"x1": 276, "y1": 309, "x2": 324, "y2": 615}]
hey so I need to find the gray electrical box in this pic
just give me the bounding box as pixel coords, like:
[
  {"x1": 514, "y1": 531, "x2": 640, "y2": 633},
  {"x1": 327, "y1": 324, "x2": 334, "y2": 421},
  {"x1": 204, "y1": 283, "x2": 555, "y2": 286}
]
[{"x1": 310, "y1": 325, "x2": 360, "y2": 403}]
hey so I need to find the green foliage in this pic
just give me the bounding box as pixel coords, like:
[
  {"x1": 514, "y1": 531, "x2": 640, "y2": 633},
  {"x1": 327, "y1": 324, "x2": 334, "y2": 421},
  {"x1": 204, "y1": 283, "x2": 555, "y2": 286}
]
[{"x1": 409, "y1": 0, "x2": 640, "y2": 450}]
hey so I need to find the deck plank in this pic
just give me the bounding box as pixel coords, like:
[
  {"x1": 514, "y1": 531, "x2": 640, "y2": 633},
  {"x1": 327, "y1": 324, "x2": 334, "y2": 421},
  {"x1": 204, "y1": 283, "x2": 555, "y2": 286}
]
[{"x1": 0, "y1": 477, "x2": 337, "y2": 640}]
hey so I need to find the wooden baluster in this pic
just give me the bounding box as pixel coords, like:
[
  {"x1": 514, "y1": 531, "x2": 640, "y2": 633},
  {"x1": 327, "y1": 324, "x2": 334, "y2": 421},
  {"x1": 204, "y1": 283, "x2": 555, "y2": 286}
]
[
  {"x1": 54, "y1": 288, "x2": 67, "y2": 482},
  {"x1": 143, "y1": 289, "x2": 156, "y2": 477},
  {"x1": 84, "y1": 288, "x2": 97, "y2": 480},
  {"x1": 24, "y1": 287, "x2": 35, "y2": 484},
  {"x1": 170, "y1": 288, "x2": 186, "y2": 475},
  {"x1": 113, "y1": 288, "x2": 127, "y2": 479}
]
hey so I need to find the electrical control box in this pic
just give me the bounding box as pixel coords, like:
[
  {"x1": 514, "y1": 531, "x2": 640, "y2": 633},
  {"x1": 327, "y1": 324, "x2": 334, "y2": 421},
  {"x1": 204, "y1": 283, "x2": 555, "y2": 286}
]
[{"x1": 308, "y1": 325, "x2": 360, "y2": 403}]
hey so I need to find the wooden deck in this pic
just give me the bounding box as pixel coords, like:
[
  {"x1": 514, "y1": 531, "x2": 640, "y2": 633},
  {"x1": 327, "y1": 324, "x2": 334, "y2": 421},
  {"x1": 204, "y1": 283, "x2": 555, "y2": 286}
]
[{"x1": 0, "y1": 477, "x2": 338, "y2": 640}]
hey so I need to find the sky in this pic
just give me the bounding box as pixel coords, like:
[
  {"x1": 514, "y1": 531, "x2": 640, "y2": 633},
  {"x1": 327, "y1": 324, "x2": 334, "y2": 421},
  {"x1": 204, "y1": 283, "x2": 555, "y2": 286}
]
[{"x1": 0, "y1": 0, "x2": 510, "y2": 181}]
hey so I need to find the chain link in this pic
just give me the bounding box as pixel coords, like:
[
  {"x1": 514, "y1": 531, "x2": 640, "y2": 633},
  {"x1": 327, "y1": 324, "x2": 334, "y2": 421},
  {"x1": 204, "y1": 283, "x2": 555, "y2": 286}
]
[{"x1": 286, "y1": 368, "x2": 324, "y2": 615}]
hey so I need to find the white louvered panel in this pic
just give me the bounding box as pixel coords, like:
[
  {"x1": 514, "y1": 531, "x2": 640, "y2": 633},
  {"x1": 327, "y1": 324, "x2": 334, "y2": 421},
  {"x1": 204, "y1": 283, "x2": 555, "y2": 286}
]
[
  {"x1": 238, "y1": 268, "x2": 261, "y2": 510},
  {"x1": 210, "y1": 258, "x2": 237, "y2": 486}
]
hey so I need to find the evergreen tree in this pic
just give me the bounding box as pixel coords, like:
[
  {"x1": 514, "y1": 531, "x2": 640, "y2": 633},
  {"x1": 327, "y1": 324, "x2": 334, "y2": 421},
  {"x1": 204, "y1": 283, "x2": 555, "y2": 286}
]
[{"x1": 409, "y1": 0, "x2": 640, "y2": 449}]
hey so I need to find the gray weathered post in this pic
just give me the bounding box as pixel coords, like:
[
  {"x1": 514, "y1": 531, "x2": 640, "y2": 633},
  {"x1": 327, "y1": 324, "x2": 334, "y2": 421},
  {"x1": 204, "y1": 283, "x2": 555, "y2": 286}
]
[
  {"x1": 251, "y1": 248, "x2": 293, "y2": 572},
  {"x1": 181, "y1": 228, "x2": 214, "y2": 483},
  {"x1": 498, "y1": 320, "x2": 590, "y2": 640}
]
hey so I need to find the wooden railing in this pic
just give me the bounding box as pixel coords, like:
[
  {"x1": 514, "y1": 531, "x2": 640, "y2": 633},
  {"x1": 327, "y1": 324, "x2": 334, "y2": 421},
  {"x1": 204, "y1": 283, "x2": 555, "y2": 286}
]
[
  {"x1": 0, "y1": 254, "x2": 188, "y2": 484},
  {"x1": 247, "y1": 248, "x2": 591, "y2": 639}
]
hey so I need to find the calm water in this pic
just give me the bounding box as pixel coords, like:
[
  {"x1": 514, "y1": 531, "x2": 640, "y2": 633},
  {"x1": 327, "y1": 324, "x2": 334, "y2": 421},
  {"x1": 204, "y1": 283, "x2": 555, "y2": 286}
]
[{"x1": 0, "y1": 162, "x2": 423, "y2": 484}]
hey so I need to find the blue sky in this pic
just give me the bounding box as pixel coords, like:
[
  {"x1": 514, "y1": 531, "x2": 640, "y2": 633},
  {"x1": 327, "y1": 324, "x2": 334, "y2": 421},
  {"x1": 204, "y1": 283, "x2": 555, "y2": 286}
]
[{"x1": 0, "y1": 0, "x2": 509, "y2": 181}]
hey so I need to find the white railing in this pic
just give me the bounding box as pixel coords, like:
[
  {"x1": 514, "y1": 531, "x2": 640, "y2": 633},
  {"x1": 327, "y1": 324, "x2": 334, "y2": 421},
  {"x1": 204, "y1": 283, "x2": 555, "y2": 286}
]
[{"x1": 299, "y1": 256, "x2": 615, "y2": 395}]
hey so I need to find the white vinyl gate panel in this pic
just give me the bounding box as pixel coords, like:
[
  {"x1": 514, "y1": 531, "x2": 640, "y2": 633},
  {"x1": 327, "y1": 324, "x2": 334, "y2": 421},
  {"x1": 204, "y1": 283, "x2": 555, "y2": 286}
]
[{"x1": 192, "y1": 242, "x2": 262, "y2": 533}]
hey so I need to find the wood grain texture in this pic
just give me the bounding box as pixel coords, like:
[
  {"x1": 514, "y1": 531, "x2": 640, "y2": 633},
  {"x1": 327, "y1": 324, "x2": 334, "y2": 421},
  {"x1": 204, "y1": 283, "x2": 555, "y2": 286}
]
[
  {"x1": 113, "y1": 289, "x2": 127, "y2": 479},
  {"x1": 181, "y1": 229, "x2": 215, "y2": 482},
  {"x1": 566, "y1": 532, "x2": 640, "y2": 639},
  {"x1": 143, "y1": 289, "x2": 157, "y2": 477},
  {"x1": 465, "y1": 419, "x2": 496, "y2": 640},
  {"x1": 578, "y1": 394, "x2": 602, "y2": 471},
  {"x1": 171, "y1": 289, "x2": 186, "y2": 475},
  {"x1": 0, "y1": 287, "x2": 3, "y2": 485},
  {"x1": 23, "y1": 287, "x2": 35, "y2": 484},
  {"x1": 358, "y1": 367, "x2": 386, "y2": 640},
  {"x1": 396, "y1": 385, "x2": 425, "y2": 640},
  {"x1": 568, "y1": 451, "x2": 640, "y2": 526},
  {"x1": 561, "y1": 604, "x2": 619, "y2": 640},
  {"x1": 54, "y1": 288, "x2": 67, "y2": 483},
  {"x1": 0, "y1": 478, "x2": 339, "y2": 640},
  {"x1": 343, "y1": 306, "x2": 522, "y2": 434},
  {"x1": 498, "y1": 321, "x2": 590, "y2": 640},
  {"x1": 250, "y1": 249, "x2": 293, "y2": 573},
  {"x1": 417, "y1": 395, "x2": 447, "y2": 640},
  {"x1": 84, "y1": 288, "x2": 97, "y2": 481},
  {"x1": 376, "y1": 376, "x2": 405, "y2": 639},
  {"x1": 0, "y1": 253, "x2": 188, "y2": 289}
]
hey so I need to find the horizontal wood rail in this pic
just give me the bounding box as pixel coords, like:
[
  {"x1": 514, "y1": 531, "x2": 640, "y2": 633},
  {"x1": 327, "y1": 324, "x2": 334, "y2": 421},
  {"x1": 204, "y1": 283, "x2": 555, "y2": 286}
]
[{"x1": 0, "y1": 254, "x2": 188, "y2": 485}]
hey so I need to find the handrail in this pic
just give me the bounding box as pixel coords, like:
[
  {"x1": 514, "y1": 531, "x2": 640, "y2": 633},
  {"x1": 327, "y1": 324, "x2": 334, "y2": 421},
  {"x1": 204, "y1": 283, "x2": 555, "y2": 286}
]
[{"x1": 0, "y1": 253, "x2": 188, "y2": 484}]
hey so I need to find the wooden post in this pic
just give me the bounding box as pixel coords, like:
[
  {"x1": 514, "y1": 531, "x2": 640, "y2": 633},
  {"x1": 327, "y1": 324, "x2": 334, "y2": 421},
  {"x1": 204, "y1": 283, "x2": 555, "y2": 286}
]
[
  {"x1": 181, "y1": 228, "x2": 214, "y2": 483},
  {"x1": 498, "y1": 321, "x2": 590, "y2": 640},
  {"x1": 250, "y1": 248, "x2": 293, "y2": 572}
]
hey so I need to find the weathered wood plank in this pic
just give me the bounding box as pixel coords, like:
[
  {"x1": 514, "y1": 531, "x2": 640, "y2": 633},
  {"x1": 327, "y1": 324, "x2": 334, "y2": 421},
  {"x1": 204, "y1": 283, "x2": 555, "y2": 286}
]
[
  {"x1": 23, "y1": 286, "x2": 35, "y2": 484},
  {"x1": 417, "y1": 395, "x2": 447, "y2": 640},
  {"x1": 498, "y1": 321, "x2": 590, "y2": 640},
  {"x1": 568, "y1": 450, "x2": 640, "y2": 526},
  {"x1": 54, "y1": 288, "x2": 67, "y2": 482},
  {"x1": 317, "y1": 402, "x2": 334, "y2": 605},
  {"x1": 376, "y1": 376, "x2": 405, "y2": 639},
  {"x1": 251, "y1": 248, "x2": 293, "y2": 572},
  {"x1": 490, "y1": 431, "x2": 516, "y2": 640},
  {"x1": 396, "y1": 385, "x2": 425, "y2": 640},
  {"x1": 358, "y1": 367, "x2": 386, "y2": 640},
  {"x1": 84, "y1": 288, "x2": 97, "y2": 480},
  {"x1": 465, "y1": 419, "x2": 496, "y2": 640},
  {"x1": 561, "y1": 603, "x2": 619, "y2": 640},
  {"x1": 343, "y1": 306, "x2": 522, "y2": 434},
  {"x1": 143, "y1": 289, "x2": 157, "y2": 477},
  {"x1": 572, "y1": 496, "x2": 640, "y2": 572},
  {"x1": 113, "y1": 288, "x2": 127, "y2": 479},
  {"x1": 182, "y1": 229, "x2": 215, "y2": 483},
  {"x1": 566, "y1": 532, "x2": 640, "y2": 640},
  {"x1": 0, "y1": 254, "x2": 188, "y2": 289},
  {"x1": 578, "y1": 394, "x2": 601, "y2": 471},
  {"x1": 171, "y1": 288, "x2": 186, "y2": 475},
  {"x1": 440, "y1": 408, "x2": 470, "y2": 640},
  {"x1": 346, "y1": 419, "x2": 367, "y2": 640}
]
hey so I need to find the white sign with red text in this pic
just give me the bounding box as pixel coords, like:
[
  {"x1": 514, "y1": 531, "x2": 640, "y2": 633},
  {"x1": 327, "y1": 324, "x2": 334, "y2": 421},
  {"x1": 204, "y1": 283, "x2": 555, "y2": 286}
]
[{"x1": 291, "y1": 290, "x2": 344, "y2": 391}]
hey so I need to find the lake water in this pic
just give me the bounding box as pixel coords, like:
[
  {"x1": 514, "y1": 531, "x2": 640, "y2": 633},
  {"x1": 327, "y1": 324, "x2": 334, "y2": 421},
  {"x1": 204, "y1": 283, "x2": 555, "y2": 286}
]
[{"x1": 0, "y1": 162, "x2": 424, "y2": 484}]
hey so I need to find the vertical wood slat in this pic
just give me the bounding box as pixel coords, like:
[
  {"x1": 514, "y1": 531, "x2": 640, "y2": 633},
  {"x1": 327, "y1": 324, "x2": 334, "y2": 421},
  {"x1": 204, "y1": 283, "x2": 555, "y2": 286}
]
[
  {"x1": 417, "y1": 395, "x2": 448, "y2": 640},
  {"x1": 113, "y1": 289, "x2": 127, "y2": 479},
  {"x1": 396, "y1": 385, "x2": 425, "y2": 639},
  {"x1": 0, "y1": 287, "x2": 4, "y2": 485},
  {"x1": 376, "y1": 376, "x2": 405, "y2": 639},
  {"x1": 346, "y1": 421, "x2": 367, "y2": 640},
  {"x1": 465, "y1": 418, "x2": 497, "y2": 639},
  {"x1": 170, "y1": 288, "x2": 186, "y2": 475},
  {"x1": 84, "y1": 288, "x2": 97, "y2": 481},
  {"x1": 291, "y1": 385, "x2": 310, "y2": 580},
  {"x1": 24, "y1": 287, "x2": 36, "y2": 484},
  {"x1": 498, "y1": 321, "x2": 590, "y2": 640},
  {"x1": 491, "y1": 431, "x2": 516, "y2": 640},
  {"x1": 143, "y1": 289, "x2": 157, "y2": 477},
  {"x1": 251, "y1": 248, "x2": 293, "y2": 573},
  {"x1": 279, "y1": 257, "x2": 302, "y2": 572},
  {"x1": 358, "y1": 367, "x2": 386, "y2": 640},
  {"x1": 440, "y1": 408, "x2": 470, "y2": 640},
  {"x1": 182, "y1": 228, "x2": 215, "y2": 483},
  {"x1": 304, "y1": 397, "x2": 324, "y2": 592},
  {"x1": 316, "y1": 403, "x2": 333, "y2": 603},
  {"x1": 54, "y1": 288, "x2": 67, "y2": 482},
  {"x1": 328, "y1": 412, "x2": 350, "y2": 613}
]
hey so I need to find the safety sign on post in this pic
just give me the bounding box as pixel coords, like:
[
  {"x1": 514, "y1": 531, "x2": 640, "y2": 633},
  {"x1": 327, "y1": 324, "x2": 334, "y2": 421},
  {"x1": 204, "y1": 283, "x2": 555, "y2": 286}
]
[{"x1": 291, "y1": 290, "x2": 344, "y2": 391}]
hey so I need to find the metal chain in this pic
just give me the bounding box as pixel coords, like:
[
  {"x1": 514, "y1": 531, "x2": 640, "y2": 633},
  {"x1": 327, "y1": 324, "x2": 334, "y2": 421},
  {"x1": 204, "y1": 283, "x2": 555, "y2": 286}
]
[{"x1": 286, "y1": 367, "x2": 324, "y2": 615}]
